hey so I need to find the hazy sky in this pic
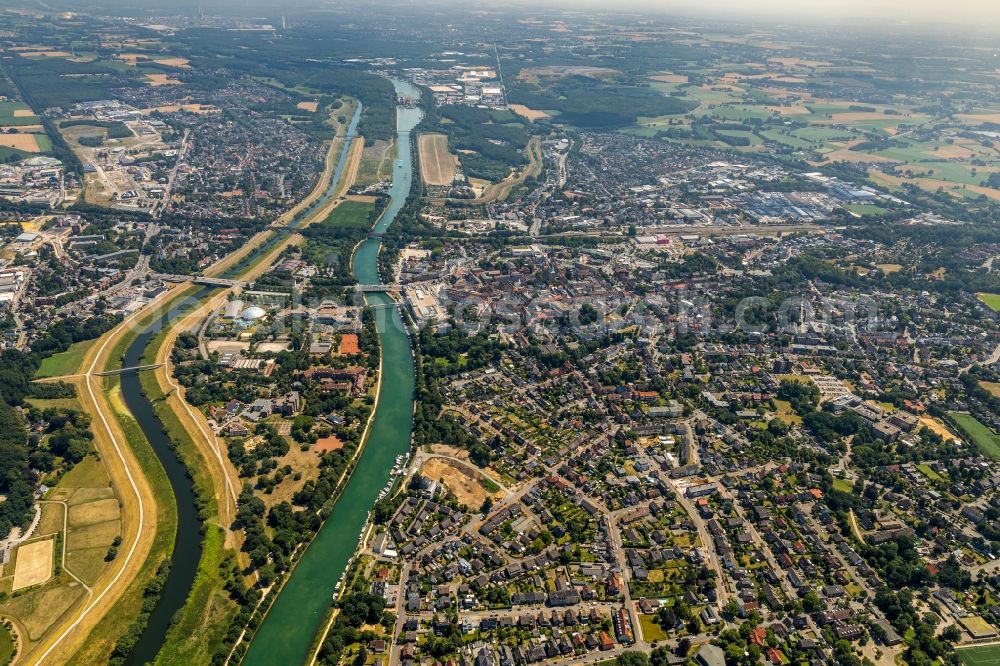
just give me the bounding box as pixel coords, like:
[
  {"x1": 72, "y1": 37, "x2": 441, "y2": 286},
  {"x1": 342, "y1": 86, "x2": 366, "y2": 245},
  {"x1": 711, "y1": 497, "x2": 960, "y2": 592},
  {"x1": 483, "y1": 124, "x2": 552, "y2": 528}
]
[{"x1": 542, "y1": 0, "x2": 1000, "y2": 29}]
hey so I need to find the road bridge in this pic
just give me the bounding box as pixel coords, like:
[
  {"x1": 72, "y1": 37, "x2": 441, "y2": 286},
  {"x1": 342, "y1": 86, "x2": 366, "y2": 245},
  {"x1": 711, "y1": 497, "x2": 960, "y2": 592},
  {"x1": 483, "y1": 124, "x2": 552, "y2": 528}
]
[
  {"x1": 153, "y1": 274, "x2": 248, "y2": 288},
  {"x1": 95, "y1": 363, "x2": 163, "y2": 376}
]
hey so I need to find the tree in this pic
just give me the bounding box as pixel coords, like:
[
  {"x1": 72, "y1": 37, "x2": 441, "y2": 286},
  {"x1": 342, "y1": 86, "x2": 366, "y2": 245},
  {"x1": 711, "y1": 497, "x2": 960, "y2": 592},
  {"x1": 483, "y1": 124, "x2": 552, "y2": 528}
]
[{"x1": 616, "y1": 652, "x2": 651, "y2": 666}]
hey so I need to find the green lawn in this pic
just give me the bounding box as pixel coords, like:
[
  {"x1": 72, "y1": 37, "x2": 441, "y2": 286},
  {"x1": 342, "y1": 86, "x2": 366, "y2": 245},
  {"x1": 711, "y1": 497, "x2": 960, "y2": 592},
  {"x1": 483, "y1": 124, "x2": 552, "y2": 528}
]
[
  {"x1": 35, "y1": 339, "x2": 96, "y2": 378},
  {"x1": 916, "y1": 463, "x2": 943, "y2": 481},
  {"x1": 638, "y1": 614, "x2": 668, "y2": 642},
  {"x1": 977, "y1": 293, "x2": 1000, "y2": 313},
  {"x1": 957, "y1": 644, "x2": 1000, "y2": 666},
  {"x1": 832, "y1": 478, "x2": 854, "y2": 493},
  {"x1": 948, "y1": 412, "x2": 1000, "y2": 460}
]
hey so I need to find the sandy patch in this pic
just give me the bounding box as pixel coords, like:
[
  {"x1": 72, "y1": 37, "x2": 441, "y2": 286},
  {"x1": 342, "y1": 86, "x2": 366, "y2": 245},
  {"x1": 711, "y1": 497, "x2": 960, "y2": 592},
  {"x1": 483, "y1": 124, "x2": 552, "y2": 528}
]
[
  {"x1": 0, "y1": 134, "x2": 40, "y2": 152},
  {"x1": 146, "y1": 73, "x2": 181, "y2": 86},
  {"x1": 420, "y1": 458, "x2": 503, "y2": 508},
  {"x1": 12, "y1": 109, "x2": 35, "y2": 118},
  {"x1": 297, "y1": 101, "x2": 319, "y2": 112},
  {"x1": 12, "y1": 539, "x2": 54, "y2": 591},
  {"x1": 509, "y1": 104, "x2": 551, "y2": 121}
]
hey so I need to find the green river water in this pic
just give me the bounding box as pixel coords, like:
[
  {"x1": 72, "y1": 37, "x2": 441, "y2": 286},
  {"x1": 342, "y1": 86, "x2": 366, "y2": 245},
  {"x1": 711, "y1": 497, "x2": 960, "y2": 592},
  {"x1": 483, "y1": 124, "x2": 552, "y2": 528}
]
[{"x1": 241, "y1": 79, "x2": 422, "y2": 665}]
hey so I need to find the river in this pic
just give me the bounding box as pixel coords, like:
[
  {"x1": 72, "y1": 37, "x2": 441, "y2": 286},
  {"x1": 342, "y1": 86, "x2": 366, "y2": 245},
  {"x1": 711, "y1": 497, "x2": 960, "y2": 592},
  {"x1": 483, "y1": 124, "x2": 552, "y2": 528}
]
[
  {"x1": 120, "y1": 290, "x2": 214, "y2": 666},
  {"x1": 120, "y1": 99, "x2": 366, "y2": 664},
  {"x1": 241, "y1": 78, "x2": 422, "y2": 665}
]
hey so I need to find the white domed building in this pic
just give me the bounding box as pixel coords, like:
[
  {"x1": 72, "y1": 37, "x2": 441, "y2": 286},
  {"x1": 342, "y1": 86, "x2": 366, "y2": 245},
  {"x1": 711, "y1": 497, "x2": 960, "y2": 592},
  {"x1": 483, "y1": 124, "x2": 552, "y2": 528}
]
[{"x1": 241, "y1": 306, "x2": 266, "y2": 321}]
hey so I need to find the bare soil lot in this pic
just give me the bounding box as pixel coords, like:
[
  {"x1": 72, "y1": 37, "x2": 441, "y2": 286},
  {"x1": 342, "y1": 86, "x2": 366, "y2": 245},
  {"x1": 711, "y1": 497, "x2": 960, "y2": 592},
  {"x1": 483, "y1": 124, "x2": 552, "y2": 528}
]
[{"x1": 420, "y1": 458, "x2": 504, "y2": 509}]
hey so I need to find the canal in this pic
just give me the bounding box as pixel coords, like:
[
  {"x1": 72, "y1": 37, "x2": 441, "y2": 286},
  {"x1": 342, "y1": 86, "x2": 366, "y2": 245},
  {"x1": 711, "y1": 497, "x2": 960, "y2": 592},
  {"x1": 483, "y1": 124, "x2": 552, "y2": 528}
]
[
  {"x1": 120, "y1": 289, "x2": 215, "y2": 666},
  {"x1": 241, "y1": 78, "x2": 423, "y2": 666},
  {"x1": 120, "y1": 100, "x2": 366, "y2": 664}
]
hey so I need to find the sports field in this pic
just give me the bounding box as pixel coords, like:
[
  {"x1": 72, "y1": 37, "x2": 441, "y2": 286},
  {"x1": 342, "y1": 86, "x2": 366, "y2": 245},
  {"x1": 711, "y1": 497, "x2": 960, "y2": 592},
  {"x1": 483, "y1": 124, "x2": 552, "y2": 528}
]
[
  {"x1": 418, "y1": 132, "x2": 458, "y2": 186},
  {"x1": 957, "y1": 644, "x2": 1000, "y2": 666},
  {"x1": 977, "y1": 293, "x2": 1000, "y2": 313}
]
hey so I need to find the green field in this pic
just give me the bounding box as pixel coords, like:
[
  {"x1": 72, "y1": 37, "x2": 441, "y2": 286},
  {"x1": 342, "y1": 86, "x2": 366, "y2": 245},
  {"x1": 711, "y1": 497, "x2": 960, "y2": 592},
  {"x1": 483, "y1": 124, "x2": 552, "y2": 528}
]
[
  {"x1": 0, "y1": 622, "x2": 13, "y2": 664},
  {"x1": 957, "y1": 644, "x2": 1000, "y2": 666},
  {"x1": 977, "y1": 293, "x2": 1000, "y2": 313},
  {"x1": 0, "y1": 101, "x2": 40, "y2": 126},
  {"x1": 320, "y1": 199, "x2": 376, "y2": 229},
  {"x1": 35, "y1": 339, "x2": 96, "y2": 378},
  {"x1": 948, "y1": 412, "x2": 1000, "y2": 460}
]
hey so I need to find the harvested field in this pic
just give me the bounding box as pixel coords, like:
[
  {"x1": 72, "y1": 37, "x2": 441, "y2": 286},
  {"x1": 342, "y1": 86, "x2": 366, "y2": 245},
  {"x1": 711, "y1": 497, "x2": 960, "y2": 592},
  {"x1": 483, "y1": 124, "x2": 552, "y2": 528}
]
[
  {"x1": 345, "y1": 194, "x2": 377, "y2": 203},
  {"x1": 418, "y1": 132, "x2": 458, "y2": 186},
  {"x1": 146, "y1": 73, "x2": 181, "y2": 86},
  {"x1": 68, "y1": 498, "x2": 120, "y2": 528},
  {"x1": 765, "y1": 105, "x2": 810, "y2": 115},
  {"x1": 12, "y1": 539, "x2": 54, "y2": 591},
  {"x1": 296, "y1": 101, "x2": 319, "y2": 112},
  {"x1": 0, "y1": 134, "x2": 41, "y2": 152},
  {"x1": 822, "y1": 149, "x2": 897, "y2": 163},
  {"x1": 153, "y1": 57, "x2": 190, "y2": 67},
  {"x1": 932, "y1": 144, "x2": 976, "y2": 159},
  {"x1": 0, "y1": 583, "x2": 84, "y2": 640},
  {"x1": 13, "y1": 110, "x2": 34, "y2": 118},
  {"x1": 648, "y1": 73, "x2": 688, "y2": 83},
  {"x1": 420, "y1": 458, "x2": 504, "y2": 508},
  {"x1": 509, "y1": 104, "x2": 551, "y2": 121},
  {"x1": 828, "y1": 112, "x2": 897, "y2": 122}
]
